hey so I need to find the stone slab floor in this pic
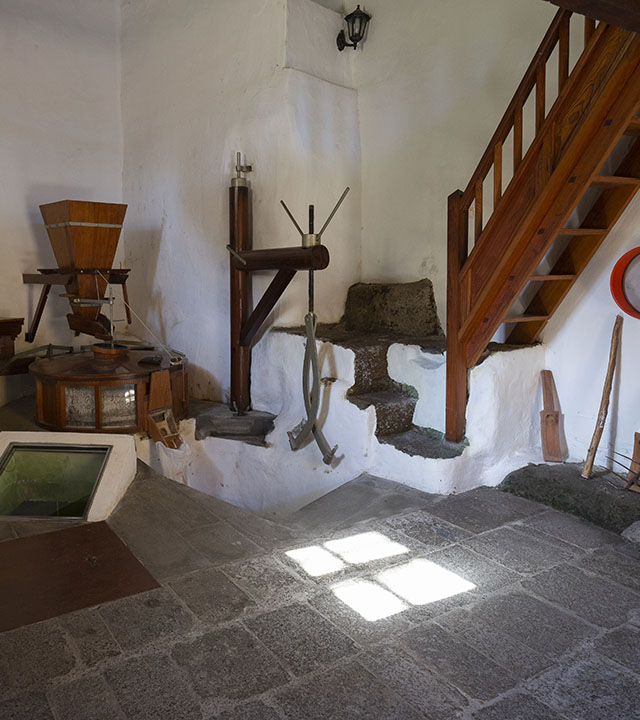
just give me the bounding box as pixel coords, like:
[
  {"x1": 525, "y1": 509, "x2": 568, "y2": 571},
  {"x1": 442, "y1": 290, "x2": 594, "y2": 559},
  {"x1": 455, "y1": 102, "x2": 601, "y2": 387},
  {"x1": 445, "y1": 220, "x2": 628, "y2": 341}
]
[{"x1": 1, "y1": 463, "x2": 640, "y2": 719}]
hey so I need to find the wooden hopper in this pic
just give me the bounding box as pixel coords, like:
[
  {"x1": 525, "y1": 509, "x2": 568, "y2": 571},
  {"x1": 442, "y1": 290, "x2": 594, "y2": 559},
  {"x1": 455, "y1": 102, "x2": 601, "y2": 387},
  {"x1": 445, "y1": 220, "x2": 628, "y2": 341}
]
[{"x1": 39, "y1": 200, "x2": 127, "y2": 338}]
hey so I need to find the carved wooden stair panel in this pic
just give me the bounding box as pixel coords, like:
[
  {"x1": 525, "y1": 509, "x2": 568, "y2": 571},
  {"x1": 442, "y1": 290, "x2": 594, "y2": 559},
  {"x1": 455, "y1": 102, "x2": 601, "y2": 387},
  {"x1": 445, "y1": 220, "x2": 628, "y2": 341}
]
[{"x1": 446, "y1": 9, "x2": 640, "y2": 442}]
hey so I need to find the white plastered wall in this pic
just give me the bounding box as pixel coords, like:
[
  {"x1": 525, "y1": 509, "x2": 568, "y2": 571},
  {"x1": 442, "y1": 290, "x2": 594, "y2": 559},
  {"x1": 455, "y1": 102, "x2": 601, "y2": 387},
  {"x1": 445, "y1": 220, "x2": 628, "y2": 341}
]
[
  {"x1": 120, "y1": 0, "x2": 361, "y2": 402},
  {"x1": 0, "y1": 0, "x2": 123, "y2": 405}
]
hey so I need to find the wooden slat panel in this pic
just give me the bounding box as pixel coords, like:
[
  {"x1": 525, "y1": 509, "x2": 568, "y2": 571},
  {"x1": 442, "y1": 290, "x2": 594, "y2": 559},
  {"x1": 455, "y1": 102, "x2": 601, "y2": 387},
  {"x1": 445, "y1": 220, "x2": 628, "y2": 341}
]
[
  {"x1": 585, "y1": 16, "x2": 596, "y2": 44},
  {"x1": 536, "y1": 63, "x2": 546, "y2": 132},
  {"x1": 514, "y1": 104, "x2": 524, "y2": 171},
  {"x1": 474, "y1": 180, "x2": 483, "y2": 241}
]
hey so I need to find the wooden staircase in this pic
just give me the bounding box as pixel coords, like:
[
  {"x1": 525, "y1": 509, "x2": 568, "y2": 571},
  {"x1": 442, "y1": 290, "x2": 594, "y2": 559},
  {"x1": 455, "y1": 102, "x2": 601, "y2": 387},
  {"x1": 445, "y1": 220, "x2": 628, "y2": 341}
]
[{"x1": 446, "y1": 9, "x2": 640, "y2": 443}]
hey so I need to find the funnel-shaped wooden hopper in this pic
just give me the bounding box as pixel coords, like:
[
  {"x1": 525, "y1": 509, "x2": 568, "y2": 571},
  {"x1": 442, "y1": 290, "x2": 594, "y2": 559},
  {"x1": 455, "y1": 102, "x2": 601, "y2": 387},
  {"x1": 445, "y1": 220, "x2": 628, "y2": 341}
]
[{"x1": 40, "y1": 200, "x2": 127, "y2": 336}]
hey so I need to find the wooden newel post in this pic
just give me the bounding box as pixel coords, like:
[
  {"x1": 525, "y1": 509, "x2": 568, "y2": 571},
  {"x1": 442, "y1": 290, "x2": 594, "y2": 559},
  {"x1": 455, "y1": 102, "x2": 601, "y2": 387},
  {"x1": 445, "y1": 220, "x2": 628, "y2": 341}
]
[
  {"x1": 445, "y1": 190, "x2": 468, "y2": 443},
  {"x1": 229, "y1": 183, "x2": 252, "y2": 414}
]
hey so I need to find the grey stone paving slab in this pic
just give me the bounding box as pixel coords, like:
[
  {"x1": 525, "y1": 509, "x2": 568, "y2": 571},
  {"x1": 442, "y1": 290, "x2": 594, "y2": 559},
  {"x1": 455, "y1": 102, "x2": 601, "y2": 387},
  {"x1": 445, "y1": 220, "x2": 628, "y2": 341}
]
[
  {"x1": 400, "y1": 623, "x2": 519, "y2": 701},
  {"x1": 0, "y1": 620, "x2": 76, "y2": 695},
  {"x1": 457, "y1": 590, "x2": 596, "y2": 657},
  {"x1": 274, "y1": 659, "x2": 426, "y2": 720},
  {"x1": 105, "y1": 653, "x2": 203, "y2": 720},
  {"x1": 245, "y1": 603, "x2": 357, "y2": 676},
  {"x1": 0, "y1": 693, "x2": 55, "y2": 720},
  {"x1": 426, "y1": 544, "x2": 522, "y2": 594},
  {"x1": 99, "y1": 587, "x2": 194, "y2": 651},
  {"x1": 216, "y1": 701, "x2": 282, "y2": 720},
  {"x1": 437, "y1": 608, "x2": 553, "y2": 680},
  {"x1": 576, "y1": 546, "x2": 640, "y2": 593},
  {"x1": 527, "y1": 652, "x2": 640, "y2": 720},
  {"x1": 593, "y1": 626, "x2": 640, "y2": 671},
  {"x1": 170, "y1": 568, "x2": 254, "y2": 623},
  {"x1": 472, "y1": 692, "x2": 568, "y2": 720},
  {"x1": 359, "y1": 643, "x2": 469, "y2": 719},
  {"x1": 522, "y1": 508, "x2": 623, "y2": 549},
  {"x1": 288, "y1": 474, "x2": 435, "y2": 536},
  {"x1": 220, "y1": 508, "x2": 299, "y2": 551},
  {"x1": 523, "y1": 564, "x2": 640, "y2": 628},
  {"x1": 181, "y1": 521, "x2": 263, "y2": 565},
  {"x1": 107, "y1": 493, "x2": 212, "y2": 582},
  {"x1": 381, "y1": 509, "x2": 472, "y2": 549},
  {"x1": 221, "y1": 555, "x2": 311, "y2": 607},
  {"x1": 464, "y1": 526, "x2": 577, "y2": 574},
  {"x1": 309, "y1": 585, "x2": 413, "y2": 645},
  {"x1": 171, "y1": 626, "x2": 289, "y2": 700},
  {"x1": 426, "y1": 487, "x2": 545, "y2": 533},
  {"x1": 59, "y1": 608, "x2": 122, "y2": 668},
  {"x1": 48, "y1": 674, "x2": 125, "y2": 720}
]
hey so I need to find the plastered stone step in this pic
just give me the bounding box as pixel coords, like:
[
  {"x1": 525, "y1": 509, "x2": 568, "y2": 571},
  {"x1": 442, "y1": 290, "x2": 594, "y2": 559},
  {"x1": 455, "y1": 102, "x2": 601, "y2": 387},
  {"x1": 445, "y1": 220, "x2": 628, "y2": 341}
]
[
  {"x1": 379, "y1": 426, "x2": 467, "y2": 460},
  {"x1": 350, "y1": 343, "x2": 393, "y2": 394},
  {"x1": 349, "y1": 388, "x2": 417, "y2": 436}
]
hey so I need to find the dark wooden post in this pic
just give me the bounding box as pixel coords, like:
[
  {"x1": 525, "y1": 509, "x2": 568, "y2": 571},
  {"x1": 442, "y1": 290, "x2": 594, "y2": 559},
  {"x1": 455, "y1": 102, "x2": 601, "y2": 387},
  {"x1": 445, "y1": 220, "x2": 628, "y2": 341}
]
[
  {"x1": 445, "y1": 190, "x2": 468, "y2": 443},
  {"x1": 229, "y1": 182, "x2": 252, "y2": 413}
]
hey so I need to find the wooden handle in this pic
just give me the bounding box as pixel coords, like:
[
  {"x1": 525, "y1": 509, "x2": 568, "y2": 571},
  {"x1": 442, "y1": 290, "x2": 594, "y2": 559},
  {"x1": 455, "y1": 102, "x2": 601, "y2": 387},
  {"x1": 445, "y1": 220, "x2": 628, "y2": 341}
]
[
  {"x1": 582, "y1": 315, "x2": 623, "y2": 478},
  {"x1": 541, "y1": 370, "x2": 555, "y2": 412}
]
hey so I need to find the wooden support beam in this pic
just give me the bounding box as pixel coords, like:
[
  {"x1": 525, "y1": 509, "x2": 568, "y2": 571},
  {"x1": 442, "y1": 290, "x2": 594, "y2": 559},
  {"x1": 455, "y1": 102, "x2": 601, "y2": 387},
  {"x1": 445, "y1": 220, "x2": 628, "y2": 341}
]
[
  {"x1": 231, "y1": 245, "x2": 329, "y2": 272},
  {"x1": 544, "y1": 0, "x2": 640, "y2": 34},
  {"x1": 25, "y1": 285, "x2": 51, "y2": 343},
  {"x1": 239, "y1": 269, "x2": 296, "y2": 348}
]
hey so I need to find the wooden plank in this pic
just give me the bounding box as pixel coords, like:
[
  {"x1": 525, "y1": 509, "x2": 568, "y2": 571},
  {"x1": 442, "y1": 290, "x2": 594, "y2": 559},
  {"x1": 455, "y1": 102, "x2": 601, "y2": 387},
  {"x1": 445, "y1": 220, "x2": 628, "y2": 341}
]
[
  {"x1": 529, "y1": 274, "x2": 576, "y2": 280},
  {"x1": 231, "y1": 245, "x2": 329, "y2": 272},
  {"x1": 0, "y1": 522, "x2": 159, "y2": 632},
  {"x1": 540, "y1": 369, "x2": 564, "y2": 462},
  {"x1": 585, "y1": 16, "x2": 596, "y2": 44},
  {"x1": 536, "y1": 63, "x2": 547, "y2": 132},
  {"x1": 148, "y1": 369, "x2": 172, "y2": 411},
  {"x1": 590, "y1": 175, "x2": 640, "y2": 186},
  {"x1": 474, "y1": 180, "x2": 483, "y2": 242},
  {"x1": 625, "y1": 117, "x2": 640, "y2": 136},
  {"x1": 556, "y1": 228, "x2": 608, "y2": 235},
  {"x1": 514, "y1": 104, "x2": 524, "y2": 171},
  {"x1": 25, "y1": 284, "x2": 51, "y2": 343},
  {"x1": 445, "y1": 190, "x2": 468, "y2": 443},
  {"x1": 503, "y1": 314, "x2": 550, "y2": 323},
  {"x1": 494, "y1": 143, "x2": 503, "y2": 206},
  {"x1": 559, "y1": 12, "x2": 571, "y2": 91}
]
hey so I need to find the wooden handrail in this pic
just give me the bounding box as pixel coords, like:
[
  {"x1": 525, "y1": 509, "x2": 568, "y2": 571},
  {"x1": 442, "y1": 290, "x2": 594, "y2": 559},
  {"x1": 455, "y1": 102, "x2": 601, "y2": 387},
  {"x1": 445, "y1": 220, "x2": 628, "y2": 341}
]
[
  {"x1": 445, "y1": 9, "x2": 640, "y2": 442},
  {"x1": 460, "y1": 9, "x2": 571, "y2": 213}
]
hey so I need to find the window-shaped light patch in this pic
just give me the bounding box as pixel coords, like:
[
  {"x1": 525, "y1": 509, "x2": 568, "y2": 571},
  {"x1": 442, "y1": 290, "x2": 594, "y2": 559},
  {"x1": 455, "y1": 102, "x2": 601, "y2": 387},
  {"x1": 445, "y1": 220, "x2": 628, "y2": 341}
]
[
  {"x1": 331, "y1": 578, "x2": 408, "y2": 621},
  {"x1": 377, "y1": 559, "x2": 476, "y2": 606},
  {"x1": 285, "y1": 546, "x2": 346, "y2": 577},
  {"x1": 324, "y1": 532, "x2": 409, "y2": 565}
]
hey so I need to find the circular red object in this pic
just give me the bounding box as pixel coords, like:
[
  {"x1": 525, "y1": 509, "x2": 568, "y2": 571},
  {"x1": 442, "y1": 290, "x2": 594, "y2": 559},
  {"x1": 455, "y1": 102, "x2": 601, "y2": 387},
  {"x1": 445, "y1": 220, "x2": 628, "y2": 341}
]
[{"x1": 610, "y1": 247, "x2": 640, "y2": 319}]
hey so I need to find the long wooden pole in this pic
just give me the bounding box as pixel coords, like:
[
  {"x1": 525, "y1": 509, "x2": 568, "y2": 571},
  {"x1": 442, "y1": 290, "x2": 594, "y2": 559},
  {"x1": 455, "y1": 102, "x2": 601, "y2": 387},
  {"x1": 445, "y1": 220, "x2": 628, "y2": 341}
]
[{"x1": 582, "y1": 315, "x2": 623, "y2": 478}]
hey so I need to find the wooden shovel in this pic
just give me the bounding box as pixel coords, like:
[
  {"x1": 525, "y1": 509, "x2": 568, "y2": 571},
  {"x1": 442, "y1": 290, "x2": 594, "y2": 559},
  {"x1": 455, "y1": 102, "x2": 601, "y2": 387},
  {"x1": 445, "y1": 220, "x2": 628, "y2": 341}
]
[{"x1": 540, "y1": 370, "x2": 564, "y2": 462}]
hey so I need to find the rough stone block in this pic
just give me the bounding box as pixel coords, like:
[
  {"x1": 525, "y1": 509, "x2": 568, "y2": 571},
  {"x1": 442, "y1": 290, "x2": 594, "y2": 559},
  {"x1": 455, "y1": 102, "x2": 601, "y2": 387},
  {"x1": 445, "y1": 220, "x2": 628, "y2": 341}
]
[
  {"x1": 181, "y1": 522, "x2": 262, "y2": 565},
  {"x1": 382, "y1": 510, "x2": 472, "y2": 549},
  {"x1": 594, "y1": 626, "x2": 640, "y2": 671},
  {"x1": 48, "y1": 674, "x2": 125, "y2": 720},
  {"x1": 171, "y1": 626, "x2": 289, "y2": 700},
  {"x1": 427, "y1": 487, "x2": 545, "y2": 534},
  {"x1": 358, "y1": 644, "x2": 468, "y2": 719},
  {"x1": 105, "y1": 653, "x2": 203, "y2": 720},
  {"x1": 343, "y1": 279, "x2": 443, "y2": 337},
  {"x1": 400, "y1": 623, "x2": 518, "y2": 701},
  {"x1": 99, "y1": 587, "x2": 194, "y2": 651},
  {"x1": 473, "y1": 692, "x2": 567, "y2": 720},
  {"x1": 464, "y1": 526, "x2": 577, "y2": 574},
  {"x1": 0, "y1": 620, "x2": 76, "y2": 694},
  {"x1": 59, "y1": 608, "x2": 122, "y2": 667},
  {"x1": 576, "y1": 546, "x2": 640, "y2": 593},
  {"x1": 274, "y1": 660, "x2": 425, "y2": 720},
  {"x1": 527, "y1": 652, "x2": 640, "y2": 720},
  {"x1": 221, "y1": 556, "x2": 311, "y2": 607},
  {"x1": 170, "y1": 568, "x2": 254, "y2": 624},
  {"x1": 216, "y1": 701, "x2": 281, "y2": 720},
  {"x1": 524, "y1": 508, "x2": 623, "y2": 549},
  {"x1": 245, "y1": 603, "x2": 357, "y2": 676},
  {"x1": 523, "y1": 565, "x2": 640, "y2": 628},
  {"x1": 194, "y1": 402, "x2": 275, "y2": 444}
]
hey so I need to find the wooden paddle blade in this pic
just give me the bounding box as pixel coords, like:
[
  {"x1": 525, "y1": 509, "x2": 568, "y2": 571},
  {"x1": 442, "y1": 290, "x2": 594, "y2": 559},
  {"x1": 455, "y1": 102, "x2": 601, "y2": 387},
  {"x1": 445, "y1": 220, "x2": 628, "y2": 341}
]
[{"x1": 540, "y1": 409, "x2": 564, "y2": 462}]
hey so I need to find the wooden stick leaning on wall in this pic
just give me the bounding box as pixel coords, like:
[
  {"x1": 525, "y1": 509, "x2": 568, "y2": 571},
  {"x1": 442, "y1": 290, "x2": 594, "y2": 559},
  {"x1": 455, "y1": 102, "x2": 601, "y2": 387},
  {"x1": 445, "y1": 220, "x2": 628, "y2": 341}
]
[{"x1": 582, "y1": 315, "x2": 623, "y2": 479}]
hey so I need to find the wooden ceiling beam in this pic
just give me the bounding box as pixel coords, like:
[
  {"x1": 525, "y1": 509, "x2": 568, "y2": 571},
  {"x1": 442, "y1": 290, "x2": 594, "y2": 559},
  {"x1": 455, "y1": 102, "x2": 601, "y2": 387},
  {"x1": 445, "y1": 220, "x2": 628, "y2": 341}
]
[{"x1": 543, "y1": 1, "x2": 640, "y2": 34}]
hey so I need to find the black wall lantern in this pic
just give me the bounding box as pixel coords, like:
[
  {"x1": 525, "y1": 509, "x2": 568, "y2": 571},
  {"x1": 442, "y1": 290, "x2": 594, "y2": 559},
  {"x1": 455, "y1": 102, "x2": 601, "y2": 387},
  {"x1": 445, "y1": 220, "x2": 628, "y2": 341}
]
[{"x1": 337, "y1": 5, "x2": 371, "y2": 51}]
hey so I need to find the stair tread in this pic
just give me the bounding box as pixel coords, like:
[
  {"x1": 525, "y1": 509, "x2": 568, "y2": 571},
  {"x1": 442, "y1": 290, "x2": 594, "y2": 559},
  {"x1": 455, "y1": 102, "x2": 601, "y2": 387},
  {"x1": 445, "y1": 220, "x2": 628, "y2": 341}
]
[
  {"x1": 503, "y1": 314, "x2": 549, "y2": 323},
  {"x1": 557, "y1": 228, "x2": 606, "y2": 235},
  {"x1": 529, "y1": 274, "x2": 576, "y2": 281},
  {"x1": 591, "y1": 175, "x2": 640, "y2": 186},
  {"x1": 350, "y1": 388, "x2": 417, "y2": 407},
  {"x1": 379, "y1": 426, "x2": 467, "y2": 459},
  {"x1": 624, "y1": 117, "x2": 640, "y2": 136}
]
